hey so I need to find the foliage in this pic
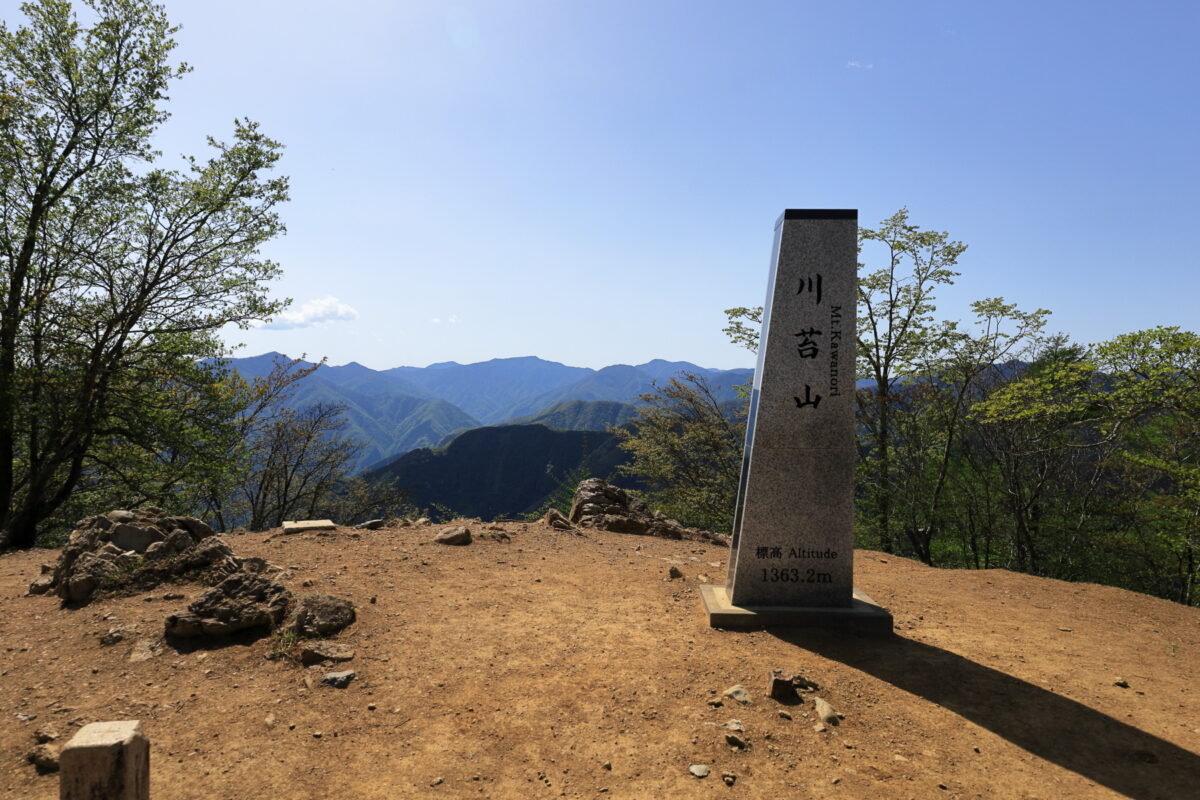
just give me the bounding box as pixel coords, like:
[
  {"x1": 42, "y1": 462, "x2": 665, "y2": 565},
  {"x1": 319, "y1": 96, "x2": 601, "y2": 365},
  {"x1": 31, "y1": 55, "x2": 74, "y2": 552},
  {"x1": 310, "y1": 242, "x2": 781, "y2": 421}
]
[
  {"x1": 613, "y1": 374, "x2": 745, "y2": 532},
  {"x1": 637, "y1": 209, "x2": 1200, "y2": 607},
  {"x1": 0, "y1": 0, "x2": 288, "y2": 548}
]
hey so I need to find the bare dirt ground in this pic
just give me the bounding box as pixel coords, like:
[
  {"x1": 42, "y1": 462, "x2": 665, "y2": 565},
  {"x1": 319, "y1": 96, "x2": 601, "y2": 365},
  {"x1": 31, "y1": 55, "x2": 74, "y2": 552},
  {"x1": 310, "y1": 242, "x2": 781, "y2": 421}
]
[{"x1": 1, "y1": 520, "x2": 1198, "y2": 800}]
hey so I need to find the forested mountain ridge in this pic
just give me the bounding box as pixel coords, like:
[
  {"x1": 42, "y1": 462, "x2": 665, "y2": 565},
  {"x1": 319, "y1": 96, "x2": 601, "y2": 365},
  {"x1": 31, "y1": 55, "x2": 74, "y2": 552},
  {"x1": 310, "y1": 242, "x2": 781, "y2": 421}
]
[
  {"x1": 363, "y1": 424, "x2": 631, "y2": 519},
  {"x1": 222, "y1": 353, "x2": 752, "y2": 470}
]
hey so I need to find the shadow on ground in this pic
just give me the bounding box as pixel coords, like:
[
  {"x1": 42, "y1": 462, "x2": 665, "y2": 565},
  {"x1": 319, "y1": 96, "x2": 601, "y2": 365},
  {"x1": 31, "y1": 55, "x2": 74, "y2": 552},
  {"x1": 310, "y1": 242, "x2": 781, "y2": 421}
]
[{"x1": 772, "y1": 629, "x2": 1199, "y2": 800}]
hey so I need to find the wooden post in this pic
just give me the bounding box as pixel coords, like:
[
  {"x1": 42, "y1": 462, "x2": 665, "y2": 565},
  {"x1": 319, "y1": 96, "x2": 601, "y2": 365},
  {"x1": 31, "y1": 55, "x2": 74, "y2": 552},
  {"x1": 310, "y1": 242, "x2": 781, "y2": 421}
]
[{"x1": 59, "y1": 720, "x2": 149, "y2": 800}]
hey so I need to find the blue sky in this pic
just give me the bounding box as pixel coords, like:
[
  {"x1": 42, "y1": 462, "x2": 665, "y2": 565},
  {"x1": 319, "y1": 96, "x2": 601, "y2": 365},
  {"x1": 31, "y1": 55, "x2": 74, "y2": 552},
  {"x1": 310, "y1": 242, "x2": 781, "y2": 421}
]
[{"x1": 7, "y1": 1, "x2": 1197, "y2": 370}]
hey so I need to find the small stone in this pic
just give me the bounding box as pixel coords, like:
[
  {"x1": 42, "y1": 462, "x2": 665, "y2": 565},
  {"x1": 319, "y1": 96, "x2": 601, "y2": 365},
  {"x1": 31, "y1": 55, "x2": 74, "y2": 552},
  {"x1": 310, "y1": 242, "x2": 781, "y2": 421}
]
[
  {"x1": 265, "y1": 713, "x2": 276, "y2": 729},
  {"x1": 99, "y1": 627, "x2": 129, "y2": 646},
  {"x1": 15, "y1": 713, "x2": 36, "y2": 722},
  {"x1": 431, "y1": 776, "x2": 444, "y2": 786},
  {"x1": 322, "y1": 670, "x2": 356, "y2": 689},
  {"x1": 299, "y1": 641, "x2": 356, "y2": 666},
  {"x1": 894, "y1": 753, "x2": 909, "y2": 762},
  {"x1": 355, "y1": 519, "x2": 385, "y2": 530},
  {"x1": 792, "y1": 674, "x2": 820, "y2": 692},
  {"x1": 706, "y1": 697, "x2": 724, "y2": 708},
  {"x1": 1058, "y1": 627, "x2": 1073, "y2": 632},
  {"x1": 719, "y1": 719, "x2": 744, "y2": 732},
  {"x1": 26, "y1": 743, "x2": 59, "y2": 772},
  {"x1": 368, "y1": 704, "x2": 377, "y2": 711},
  {"x1": 689, "y1": 764, "x2": 710, "y2": 778},
  {"x1": 721, "y1": 772, "x2": 737, "y2": 786},
  {"x1": 725, "y1": 732, "x2": 748, "y2": 749},
  {"x1": 831, "y1": 777, "x2": 841, "y2": 785},
  {"x1": 1114, "y1": 678, "x2": 1130, "y2": 688},
  {"x1": 312, "y1": 731, "x2": 322, "y2": 738},
  {"x1": 602, "y1": 760, "x2": 612, "y2": 770},
  {"x1": 668, "y1": 566, "x2": 683, "y2": 579},
  {"x1": 778, "y1": 710, "x2": 792, "y2": 720},
  {"x1": 435, "y1": 526, "x2": 471, "y2": 545},
  {"x1": 33, "y1": 726, "x2": 58, "y2": 743},
  {"x1": 723, "y1": 684, "x2": 751, "y2": 704},
  {"x1": 813, "y1": 723, "x2": 827, "y2": 733},
  {"x1": 813, "y1": 696, "x2": 840, "y2": 725}
]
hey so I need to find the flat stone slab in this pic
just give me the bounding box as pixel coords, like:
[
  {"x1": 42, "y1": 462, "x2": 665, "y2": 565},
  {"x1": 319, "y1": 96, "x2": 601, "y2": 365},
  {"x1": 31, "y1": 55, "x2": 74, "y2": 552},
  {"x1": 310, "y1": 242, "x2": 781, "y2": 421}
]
[
  {"x1": 700, "y1": 584, "x2": 893, "y2": 634},
  {"x1": 281, "y1": 519, "x2": 337, "y2": 533}
]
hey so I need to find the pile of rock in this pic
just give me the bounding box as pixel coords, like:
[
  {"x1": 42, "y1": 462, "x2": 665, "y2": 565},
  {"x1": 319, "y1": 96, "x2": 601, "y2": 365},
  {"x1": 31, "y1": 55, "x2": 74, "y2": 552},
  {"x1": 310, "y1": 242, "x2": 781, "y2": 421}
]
[
  {"x1": 567, "y1": 479, "x2": 728, "y2": 545},
  {"x1": 28, "y1": 508, "x2": 236, "y2": 604},
  {"x1": 164, "y1": 572, "x2": 356, "y2": 642}
]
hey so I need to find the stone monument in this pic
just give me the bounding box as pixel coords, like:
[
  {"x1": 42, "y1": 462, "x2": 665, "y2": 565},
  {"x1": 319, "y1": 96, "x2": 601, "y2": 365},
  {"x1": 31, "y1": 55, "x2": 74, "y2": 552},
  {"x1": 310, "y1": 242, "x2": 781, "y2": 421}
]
[{"x1": 700, "y1": 209, "x2": 892, "y2": 632}]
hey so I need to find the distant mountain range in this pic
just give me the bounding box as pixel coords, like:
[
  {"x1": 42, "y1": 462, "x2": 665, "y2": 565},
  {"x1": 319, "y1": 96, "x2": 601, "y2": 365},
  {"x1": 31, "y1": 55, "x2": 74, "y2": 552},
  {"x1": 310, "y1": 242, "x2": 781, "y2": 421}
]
[{"x1": 224, "y1": 353, "x2": 753, "y2": 472}]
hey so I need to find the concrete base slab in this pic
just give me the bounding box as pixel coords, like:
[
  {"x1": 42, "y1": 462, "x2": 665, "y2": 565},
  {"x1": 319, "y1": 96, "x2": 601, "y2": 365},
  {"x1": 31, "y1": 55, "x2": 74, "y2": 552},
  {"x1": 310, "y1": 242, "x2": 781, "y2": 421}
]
[
  {"x1": 700, "y1": 584, "x2": 893, "y2": 634},
  {"x1": 281, "y1": 519, "x2": 337, "y2": 533}
]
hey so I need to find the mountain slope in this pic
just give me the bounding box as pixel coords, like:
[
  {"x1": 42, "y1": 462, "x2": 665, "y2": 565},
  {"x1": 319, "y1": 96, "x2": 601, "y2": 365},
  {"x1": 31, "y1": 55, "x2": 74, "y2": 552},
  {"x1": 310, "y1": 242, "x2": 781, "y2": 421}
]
[
  {"x1": 384, "y1": 356, "x2": 592, "y2": 424},
  {"x1": 499, "y1": 399, "x2": 637, "y2": 432},
  {"x1": 365, "y1": 424, "x2": 629, "y2": 518}
]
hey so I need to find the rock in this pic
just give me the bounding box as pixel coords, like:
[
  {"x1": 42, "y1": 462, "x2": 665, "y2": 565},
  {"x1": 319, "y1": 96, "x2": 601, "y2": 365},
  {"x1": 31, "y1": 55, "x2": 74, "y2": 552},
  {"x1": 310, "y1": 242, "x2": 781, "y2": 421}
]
[
  {"x1": 34, "y1": 726, "x2": 58, "y2": 743},
  {"x1": 719, "y1": 719, "x2": 744, "y2": 732},
  {"x1": 264, "y1": 713, "x2": 276, "y2": 729},
  {"x1": 415, "y1": 517, "x2": 431, "y2": 526},
  {"x1": 813, "y1": 696, "x2": 840, "y2": 725},
  {"x1": 668, "y1": 566, "x2": 683, "y2": 579},
  {"x1": 813, "y1": 723, "x2": 827, "y2": 733},
  {"x1": 792, "y1": 674, "x2": 820, "y2": 692},
  {"x1": 143, "y1": 541, "x2": 171, "y2": 562},
  {"x1": 542, "y1": 508, "x2": 574, "y2": 531},
  {"x1": 567, "y1": 478, "x2": 726, "y2": 544},
  {"x1": 299, "y1": 641, "x2": 356, "y2": 666},
  {"x1": 723, "y1": 684, "x2": 751, "y2": 704},
  {"x1": 769, "y1": 669, "x2": 799, "y2": 701},
  {"x1": 322, "y1": 670, "x2": 355, "y2": 688},
  {"x1": 284, "y1": 594, "x2": 357, "y2": 637},
  {"x1": 63, "y1": 552, "x2": 119, "y2": 603},
  {"x1": 706, "y1": 697, "x2": 724, "y2": 707},
  {"x1": 163, "y1": 529, "x2": 195, "y2": 553},
  {"x1": 725, "y1": 733, "x2": 748, "y2": 749},
  {"x1": 722, "y1": 772, "x2": 737, "y2": 786},
  {"x1": 172, "y1": 517, "x2": 215, "y2": 540},
  {"x1": 164, "y1": 571, "x2": 292, "y2": 638},
  {"x1": 354, "y1": 519, "x2": 385, "y2": 530},
  {"x1": 26, "y1": 743, "x2": 59, "y2": 772},
  {"x1": 778, "y1": 710, "x2": 793, "y2": 720},
  {"x1": 688, "y1": 764, "x2": 710, "y2": 778},
  {"x1": 434, "y1": 526, "x2": 472, "y2": 546},
  {"x1": 128, "y1": 638, "x2": 163, "y2": 663},
  {"x1": 99, "y1": 627, "x2": 131, "y2": 646},
  {"x1": 1114, "y1": 678, "x2": 1130, "y2": 688},
  {"x1": 26, "y1": 573, "x2": 54, "y2": 595},
  {"x1": 107, "y1": 510, "x2": 136, "y2": 523},
  {"x1": 109, "y1": 523, "x2": 165, "y2": 553}
]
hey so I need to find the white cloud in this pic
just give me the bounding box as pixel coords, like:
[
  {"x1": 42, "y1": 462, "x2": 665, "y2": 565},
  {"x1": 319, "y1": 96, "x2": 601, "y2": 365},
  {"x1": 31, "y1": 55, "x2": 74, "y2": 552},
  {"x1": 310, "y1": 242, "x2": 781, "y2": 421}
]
[
  {"x1": 846, "y1": 60, "x2": 874, "y2": 70},
  {"x1": 260, "y1": 295, "x2": 359, "y2": 330},
  {"x1": 430, "y1": 315, "x2": 459, "y2": 325}
]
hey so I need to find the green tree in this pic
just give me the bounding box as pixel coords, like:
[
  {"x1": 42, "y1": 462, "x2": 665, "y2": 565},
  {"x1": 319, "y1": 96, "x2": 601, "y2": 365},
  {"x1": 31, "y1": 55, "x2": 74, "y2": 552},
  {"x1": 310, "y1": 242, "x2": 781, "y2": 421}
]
[
  {"x1": 613, "y1": 373, "x2": 744, "y2": 532},
  {"x1": 855, "y1": 207, "x2": 965, "y2": 553},
  {"x1": 0, "y1": 0, "x2": 288, "y2": 548}
]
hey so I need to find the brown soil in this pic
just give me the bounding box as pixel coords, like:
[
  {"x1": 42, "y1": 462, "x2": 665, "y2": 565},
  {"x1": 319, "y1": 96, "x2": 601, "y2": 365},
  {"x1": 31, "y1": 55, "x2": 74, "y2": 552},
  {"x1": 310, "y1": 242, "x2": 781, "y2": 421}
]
[{"x1": 1, "y1": 521, "x2": 1198, "y2": 799}]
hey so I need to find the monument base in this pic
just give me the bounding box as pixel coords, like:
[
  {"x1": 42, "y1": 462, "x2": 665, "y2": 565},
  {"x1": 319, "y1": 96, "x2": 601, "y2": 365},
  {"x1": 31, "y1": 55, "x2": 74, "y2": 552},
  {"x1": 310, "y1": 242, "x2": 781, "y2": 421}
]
[{"x1": 699, "y1": 584, "x2": 893, "y2": 634}]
